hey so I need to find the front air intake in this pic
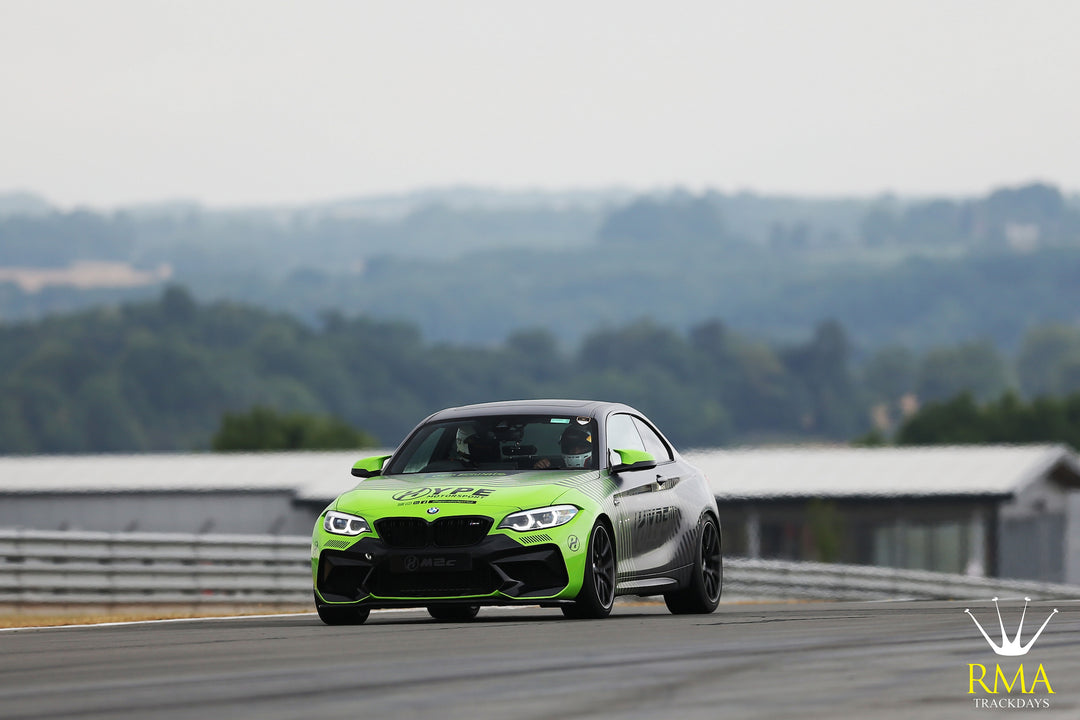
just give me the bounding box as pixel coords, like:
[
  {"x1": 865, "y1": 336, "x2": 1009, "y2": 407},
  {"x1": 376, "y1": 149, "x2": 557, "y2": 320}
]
[{"x1": 374, "y1": 516, "x2": 493, "y2": 548}]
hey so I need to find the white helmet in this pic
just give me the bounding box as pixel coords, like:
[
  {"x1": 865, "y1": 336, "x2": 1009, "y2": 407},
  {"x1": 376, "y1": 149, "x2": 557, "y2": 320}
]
[
  {"x1": 560, "y1": 426, "x2": 593, "y2": 469},
  {"x1": 455, "y1": 425, "x2": 473, "y2": 458}
]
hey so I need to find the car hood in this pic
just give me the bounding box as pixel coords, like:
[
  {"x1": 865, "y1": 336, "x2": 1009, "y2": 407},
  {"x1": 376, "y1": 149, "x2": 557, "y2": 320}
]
[{"x1": 331, "y1": 468, "x2": 603, "y2": 517}]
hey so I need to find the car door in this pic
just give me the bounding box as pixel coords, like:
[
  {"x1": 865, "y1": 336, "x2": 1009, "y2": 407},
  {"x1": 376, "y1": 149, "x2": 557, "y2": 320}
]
[{"x1": 607, "y1": 412, "x2": 683, "y2": 583}]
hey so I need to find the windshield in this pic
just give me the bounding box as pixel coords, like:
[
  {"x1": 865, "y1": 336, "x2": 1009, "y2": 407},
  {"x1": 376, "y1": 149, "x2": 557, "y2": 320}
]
[{"x1": 384, "y1": 415, "x2": 599, "y2": 474}]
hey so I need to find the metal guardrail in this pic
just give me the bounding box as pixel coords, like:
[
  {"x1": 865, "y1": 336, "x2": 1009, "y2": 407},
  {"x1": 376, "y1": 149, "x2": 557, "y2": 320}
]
[
  {"x1": 723, "y1": 558, "x2": 1080, "y2": 601},
  {"x1": 2, "y1": 529, "x2": 1078, "y2": 606},
  {"x1": 0, "y1": 529, "x2": 311, "y2": 606}
]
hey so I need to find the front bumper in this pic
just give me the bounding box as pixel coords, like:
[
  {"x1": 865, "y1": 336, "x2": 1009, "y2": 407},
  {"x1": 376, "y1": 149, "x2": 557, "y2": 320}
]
[{"x1": 315, "y1": 534, "x2": 570, "y2": 606}]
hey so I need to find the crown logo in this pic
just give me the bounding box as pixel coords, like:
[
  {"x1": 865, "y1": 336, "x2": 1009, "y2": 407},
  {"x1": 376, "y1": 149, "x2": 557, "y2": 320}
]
[{"x1": 965, "y1": 597, "x2": 1058, "y2": 657}]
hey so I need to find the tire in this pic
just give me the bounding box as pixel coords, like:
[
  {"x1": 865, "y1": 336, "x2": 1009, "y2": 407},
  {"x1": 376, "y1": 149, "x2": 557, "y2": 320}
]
[
  {"x1": 316, "y1": 603, "x2": 371, "y2": 625},
  {"x1": 664, "y1": 514, "x2": 722, "y2": 614},
  {"x1": 427, "y1": 604, "x2": 480, "y2": 621},
  {"x1": 561, "y1": 520, "x2": 616, "y2": 619}
]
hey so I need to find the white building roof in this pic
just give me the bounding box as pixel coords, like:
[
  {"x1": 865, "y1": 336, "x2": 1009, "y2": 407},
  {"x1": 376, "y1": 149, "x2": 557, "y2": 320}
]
[
  {"x1": 1, "y1": 445, "x2": 1078, "y2": 504},
  {"x1": 0, "y1": 450, "x2": 392, "y2": 500},
  {"x1": 692, "y1": 444, "x2": 1080, "y2": 500}
]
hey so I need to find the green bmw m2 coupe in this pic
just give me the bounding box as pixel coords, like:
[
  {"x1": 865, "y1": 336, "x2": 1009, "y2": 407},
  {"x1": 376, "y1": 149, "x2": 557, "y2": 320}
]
[{"x1": 312, "y1": 399, "x2": 722, "y2": 624}]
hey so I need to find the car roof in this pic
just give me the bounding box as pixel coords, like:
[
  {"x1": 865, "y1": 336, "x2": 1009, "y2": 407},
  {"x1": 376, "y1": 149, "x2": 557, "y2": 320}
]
[{"x1": 424, "y1": 399, "x2": 638, "y2": 422}]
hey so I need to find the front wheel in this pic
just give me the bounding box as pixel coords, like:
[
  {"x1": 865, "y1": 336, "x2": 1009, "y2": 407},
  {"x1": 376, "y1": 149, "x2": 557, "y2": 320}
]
[
  {"x1": 316, "y1": 601, "x2": 371, "y2": 626},
  {"x1": 562, "y1": 520, "x2": 616, "y2": 619},
  {"x1": 427, "y1": 604, "x2": 480, "y2": 621},
  {"x1": 664, "y1": 514, "x2": 722, "y2": 614}
]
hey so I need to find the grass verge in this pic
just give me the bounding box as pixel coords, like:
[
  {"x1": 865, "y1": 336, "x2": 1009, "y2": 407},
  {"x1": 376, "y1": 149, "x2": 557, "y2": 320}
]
[{"x1": 0, "y1": 604, "x2": 313, "y2": 628}]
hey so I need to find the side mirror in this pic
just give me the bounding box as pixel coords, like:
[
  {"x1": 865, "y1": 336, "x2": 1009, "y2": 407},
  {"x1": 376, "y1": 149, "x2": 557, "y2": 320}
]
[
  {"x1": 352, "y1": 455, "x2": 391, "y2": 478},
  {"x1": 611, "y1": 448, "x2": 656, "y2": 473}
]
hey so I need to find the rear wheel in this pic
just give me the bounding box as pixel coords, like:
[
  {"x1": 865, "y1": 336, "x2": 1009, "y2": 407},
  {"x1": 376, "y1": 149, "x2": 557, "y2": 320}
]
[
  {"x1": 664, "y1": 514, "x2": 722, "y2": 614},
  {"x1": 562, "y1": 521, "x2": 616, "y2": 619},
  {"x1": 427, "y1": 604, "x2": 480, "y2": 621}
]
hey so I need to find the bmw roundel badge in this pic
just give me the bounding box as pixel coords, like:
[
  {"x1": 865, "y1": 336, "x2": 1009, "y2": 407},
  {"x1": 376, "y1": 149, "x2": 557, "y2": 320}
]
[{"x1": 427, "y1": 507, "x2": 440, "y2": 515}]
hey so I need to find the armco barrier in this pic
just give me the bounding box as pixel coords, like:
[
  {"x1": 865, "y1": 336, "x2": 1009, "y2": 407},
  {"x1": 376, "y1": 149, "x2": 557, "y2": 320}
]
[
  {"x1": 0, "y1": 529, "x2": 312, "y2": 606},
  {"x1": 2, "y1": 529, "x2": 1078, "y2": 606},
  {"x1": 722, "y1": 557, "x2": 1080, "y2": 601}
]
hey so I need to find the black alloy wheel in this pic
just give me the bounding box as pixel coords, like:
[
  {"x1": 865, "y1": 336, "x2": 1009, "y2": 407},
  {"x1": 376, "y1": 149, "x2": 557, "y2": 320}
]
[
  {"x1": 664, "y1": 514, "x2": 722, "y2": 614},
  {"x1": 562, "y1": 521, "x2": 616, "y2": 619},
  {"x1": 315, "y1": 594, "x2": 372, "y2": 625}
]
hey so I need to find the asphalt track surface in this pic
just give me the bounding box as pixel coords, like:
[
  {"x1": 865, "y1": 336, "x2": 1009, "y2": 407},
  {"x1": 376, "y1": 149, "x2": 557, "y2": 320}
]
[{"x1": 2, "y1": 599, "x2": 1078, "y2": 720}]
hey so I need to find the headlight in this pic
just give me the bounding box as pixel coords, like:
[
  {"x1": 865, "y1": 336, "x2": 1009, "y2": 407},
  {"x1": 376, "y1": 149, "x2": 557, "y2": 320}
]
[
  {"x1": 323, "y1": 510, "x2": 370, "y2": 536},
  {"x1": 498, "y1": 505, "x2": 578, "y2": 532}
]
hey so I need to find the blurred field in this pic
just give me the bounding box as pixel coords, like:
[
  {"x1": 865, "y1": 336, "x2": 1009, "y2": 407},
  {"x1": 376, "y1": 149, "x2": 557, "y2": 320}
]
[{"x1": 0, "y1": 261, "x2": 172, "y2": 292}]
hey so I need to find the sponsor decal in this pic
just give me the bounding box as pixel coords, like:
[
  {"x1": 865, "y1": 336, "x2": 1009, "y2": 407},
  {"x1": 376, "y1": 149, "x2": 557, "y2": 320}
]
[
  {"x1": 392, "y1": 554, "x2": 470, "y2": 573},
  {"x1": 392, "y1": 486, "x2": 497, "y2": 504},
  {"x1": 567, "y1": 535, "x2": 579, "y2": 552},
  {"x1": 965, "y1": 597, "x2": 1059, "y2": 710},
  {"x1": 636, "y1": 506, "x2": 674, "y2": 528}
]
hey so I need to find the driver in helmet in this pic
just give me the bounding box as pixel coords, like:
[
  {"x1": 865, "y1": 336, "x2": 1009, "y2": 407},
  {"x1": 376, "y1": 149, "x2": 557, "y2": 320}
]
[
  {"x1": 453, "y1": 425, "x2": 474, "y2": 461},
  {"x1": 534, "y1": 426, "x2": 593, "y2": 469}
]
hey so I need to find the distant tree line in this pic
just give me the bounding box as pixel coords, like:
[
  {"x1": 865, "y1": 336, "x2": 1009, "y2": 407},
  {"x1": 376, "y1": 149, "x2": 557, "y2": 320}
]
[
  {"x1": 211, "y1": 406, "x2": 377, "y2": 451},
  {"x1": 888, "y1": 391, "x2": 1080, "y2": 447},
  {"x1": 861, "y1": 183, "x2": 1080, "y2": 249},
  {"x1": 0, "y1": 210, "x2": 136, "y2": 267},
  {"x1": 3, "y1": 183, "x2": 1080, "y2": 354},
  {"x1": 4, "y1": 286, "x2": 1080, "y2": 455}
]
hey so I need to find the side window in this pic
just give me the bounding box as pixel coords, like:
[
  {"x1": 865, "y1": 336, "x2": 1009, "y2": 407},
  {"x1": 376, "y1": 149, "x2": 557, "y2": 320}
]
[
  {"x1": 607, "y1": 414, "x2": 645, "y2": 466},
  {"x1": 632, "y1": 417, "x2": 673, "y2": 462}
]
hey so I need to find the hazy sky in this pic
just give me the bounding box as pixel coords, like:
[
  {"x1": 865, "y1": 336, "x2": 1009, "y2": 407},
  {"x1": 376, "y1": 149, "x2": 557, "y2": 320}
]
[{"x1": 2, "y1": 0, "x2": 1078, "y2": 209}]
